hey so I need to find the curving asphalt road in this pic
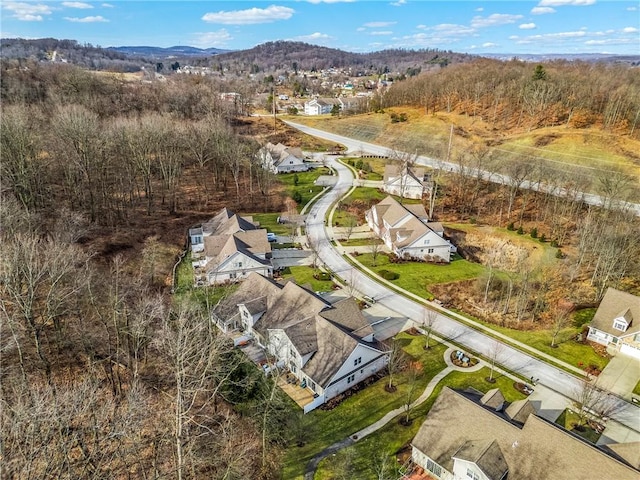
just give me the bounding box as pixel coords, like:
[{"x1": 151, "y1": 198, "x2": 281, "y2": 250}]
[
  {"x1": 285, "y1": 120, "x2": 640, "y2": 217},
  {"x1": 300, "y1": 145, "x2": 640, "y2": 434}
]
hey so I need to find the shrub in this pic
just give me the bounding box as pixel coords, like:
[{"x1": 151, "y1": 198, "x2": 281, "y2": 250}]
[
  {"x1": 314, "y1": 272, "x2": 331, "y2": 281},
  {"x1": 539, "y1": 233, "x2": 546, "y2": 243},
  {"x1": 293, "y1": 173, "x2": 299, "y2": 186},
  {"x1": 555, "y1": 249, "x2": 564, "y2": 259},
  {"x1": 517, "y1": 226, "x2": 524, "y2": 235},
  {"x1": 506, "y1": 222, "x2": 515, "y2": 231},
  {"x1": 530, "y1": 227, "x2": 538, "y2": 238},
  {"x1": 378, "y1": 269, "x2": 400, "y2": 280},
  {"x1": 292, "y1": 190, "x2": 302, "y2": 203},
  {"x1": 550, "y1": 239, "x2": 559, "y2": 247}
]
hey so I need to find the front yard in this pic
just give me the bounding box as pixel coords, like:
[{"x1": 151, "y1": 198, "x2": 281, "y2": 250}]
[{"x1": 280, "y1": 265, "x2": 336, "y2": 292}]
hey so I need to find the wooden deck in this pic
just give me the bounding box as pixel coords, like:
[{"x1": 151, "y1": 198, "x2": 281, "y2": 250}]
[{"x1": 277, "y1": 375, "x2": 316, "y2": 408}]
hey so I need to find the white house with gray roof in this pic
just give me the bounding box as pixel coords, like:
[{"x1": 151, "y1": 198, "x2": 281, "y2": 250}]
[
  {"x1": 409, "y1": 387, "x2": 638, "y2": 480},
  {"x1": 587, "y1": 288, "x2": 640, "y2": 359},
  {"x1": 383, "y1": 163, "x2": 431, "y2": 200},
  {"x1": 258, "y1": 142, "x2": 309, "y2": 174},
  {"x1": 189, "y1": 208, "x2": 272, "y2": 285},
  {"x1": 213, "y1": 273, "x2": 388, "y2": 412},
  {"x1": 366, "y1": 195, "x2": 456, "y2": 263}
]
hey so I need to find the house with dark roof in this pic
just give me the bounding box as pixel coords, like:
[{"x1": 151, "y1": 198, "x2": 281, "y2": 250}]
[
  {"x1": 587, "y1": 288, "x2": 640, "y2": 359},
  {"x1": 383, "y1": 163, "x2": 431, "y2": 200},
  {"x1": 366, "y1": 196, "x2": 456, "y2": 263},
  {"x1": 408, "y1": 387, "x2": 638, "y2": 480},
  {"x1": 213, "y1": 273, "x2": 388, "y2": 412},
  {"x1": 258, "y1": 142, "x2": 309, "y2": 174},
  {"x1": 189, "y1": 208, "x2": 272, "y2": 285}
]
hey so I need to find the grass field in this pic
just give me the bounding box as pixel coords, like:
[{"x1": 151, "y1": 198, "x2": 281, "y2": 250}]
[
  {"x1": 280, "y1": 265, "x2": 335, "y2": 292},
  {"x1": 555, "y1": 409, "x2": 602, "y2": 444},
  {"x1": 355, "y1": 252, "x2": 486, "y2": 299},
  {"x1": 290, "y1": 108, "x2": 640, "y2": 201},
  {"x1": 279, "y1": 168, "x2": 331, "y2": 210}
]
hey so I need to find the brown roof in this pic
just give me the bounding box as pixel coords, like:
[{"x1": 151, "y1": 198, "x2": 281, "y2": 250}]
[
  {"x1": 215, "y1": 273, "x2": 282, "y2": 318},
  {"x1": 590, "y1": 288, "x2": 640, "y2": 338},
  {"x1": 202, "y1": 207, "x2": 258, "y2": 236},
  {"x1": 480, "y1": 388, "x2": 506, "y2": 411},
  {"x1": 284, "y1": 317, "x2": 318, "y2": 356},
  {"x1": 319, "y1": 297, "x2": 374, "y2": 339},
  {"x1": 504, "y1": 399, "x2": 536, "y2": 424},
  {"x1": 604, "y1": 441, "x2": 640, "y2": 470},
  {"x1": 452, "y1": 439, "x2": 508, "y2": 480},
  {"x1": 203, "y1": 229, "x2": 271, "y2": 272},
  {"x1": 411, "y1": 387, "x2": 638, "y2": 480},
  {"x1": 383, "y1": 163, "x2": 426, "y2": 185}
]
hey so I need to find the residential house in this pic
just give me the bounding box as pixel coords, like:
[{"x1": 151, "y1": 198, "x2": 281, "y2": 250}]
[
  {"x1": 189, "y1": 208, "x2": 272, "y2": 285},
  {"x1": 408, "y1": 387, "x2": 638, "y2": 480},
  {"x1": 587, "y1": 288, "x2": 640, "y2": 359},
  {"x1": 303, "y1": 97, "x2": 361, "y2": 116},
  {"x1": 258, "y1": 142, "x2": 309, "y2": 174},
  {"x1": 382, "y1": 163, "x2": 431, "y2": 200},
  {"x1": 366, "y1": 196, "x2": 456, "y2": 263},
  {"x1": 213, "y1": 273, "x2": 388, "y2": 412}
]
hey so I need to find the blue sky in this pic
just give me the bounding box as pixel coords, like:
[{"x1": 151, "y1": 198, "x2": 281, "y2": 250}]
[{"x1": 1, "y1": 1, "x2": 639, "y2": 54}]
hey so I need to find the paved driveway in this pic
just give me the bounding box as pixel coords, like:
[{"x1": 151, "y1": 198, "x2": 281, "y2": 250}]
[{"x1": 598, "y1": 354, "x2": 640, "y2": 400}]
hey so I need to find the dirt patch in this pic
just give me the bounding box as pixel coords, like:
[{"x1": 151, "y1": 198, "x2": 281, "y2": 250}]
[{"x1": 534, "y1": 134, "x2": 559, "y2": 147}]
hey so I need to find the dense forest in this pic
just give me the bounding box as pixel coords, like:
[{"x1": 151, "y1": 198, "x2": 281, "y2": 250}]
[{"x1": 1, "y1": 54, "x2": 639, "y2": 478}]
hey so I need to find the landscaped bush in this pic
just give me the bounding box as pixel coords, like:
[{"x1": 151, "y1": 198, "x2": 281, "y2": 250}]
[
  {"x1": 517, "y1": 226, "x2": 524, "y2": 235},
  {"x1": 506, "y1": 222, "x2": 515, "y2": 231},
  {"x1": 556, "y1": 249, "x2": 564, "y2": 259},
  {"x1": 530, "y1": 227, "x2": 538, "y2": 238},
  {"x1": 539, "y1": 233, "x2": 546, "y2": 243},
  {"x1": 378, "y1": 269, "x2": 400, "y2": 280},
  {"x1": 314, "y1": 272, "x2": 332, "y2": 281}
]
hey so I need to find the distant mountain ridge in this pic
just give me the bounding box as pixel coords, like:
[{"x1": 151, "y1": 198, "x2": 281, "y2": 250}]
[{"x1": 108, "y1": 45, "x2": 230, "y2": 58}]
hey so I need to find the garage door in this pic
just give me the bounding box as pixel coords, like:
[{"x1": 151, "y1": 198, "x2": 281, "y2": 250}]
[{"x1": 620, "y1": 343, "x2": 640, "y2": 359}]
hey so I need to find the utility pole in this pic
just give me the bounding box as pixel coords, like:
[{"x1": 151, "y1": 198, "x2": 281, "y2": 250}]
[{"x1": 272, "y1": 87, "x2": 277, "y2": 133}]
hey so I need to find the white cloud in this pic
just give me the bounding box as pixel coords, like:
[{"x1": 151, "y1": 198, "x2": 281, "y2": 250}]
[
  {"x1": 64, "y1": 15, "x2": 108, "y2": 22},
  {"x1": 356, "y1": 27, "x2": 365, "y2": 32},
  {"x1": 538, "y1": 0, "x2": 595, "y2": 6},
  {"x1": 390, "y1": 0, "x2": 406, "y2": 6},
  {"x1": 622, "y1": 27, "x2": 638, "y2": 33},
  {"x1": 202, "y1": 5, "x2": 294, "y2": 25},
  {"x1": 519, "y1": 23, "x2": 537, "y2": 30},
  {"x1": 475, "y1": 7, "x2": 484, "y2": 12},
  {"x1": 416, "y1": 24, "x2": 427, "y2": 29},
  {"x1": 627, "y1": 6, "x2": 637, "y2": 11},
  {"x1": 2, "y1": 2, "x2": 52, "y2": 21},
  {"x1": 191, "y1": 29, "x2": 233, "y2": 48},
  {"x1": 370, "y1": 31, "x2": 393, "y2": 36},
  {"x1": 363, "y1": 21, "x2": 396, "y2": 28},
  {"x1": 531, "y1": 6, "x2": 556, "y2": 14},
  {"x1": 482, "y1": 42, "x2": 498, "y2": 48},
  {"x1": 471, "y1": 13, "x2": 523, "y2": 28},
  {"x1": 102, "y1": 3, "x2": 114, "y2": 7},
  {"x1": 62, "y1": 2, "x2": 93, "y2": 8},
  {"x1": 294, "y1": 32, "x2": 332, "y2": 41}
]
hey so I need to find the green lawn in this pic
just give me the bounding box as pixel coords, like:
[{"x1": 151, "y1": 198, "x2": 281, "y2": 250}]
[
  {"x1": 279, "y1": 168, "x2": 331, "y2": 210},
  {"x1": 343, "y1": 186, "x2": 422, "y2": 205},
  {"x1": 355, "y1": 252, "x2": 486, "y2": 299},
  {"x1": 282, "y1": 334, "x2": 448, "y2": 479},
  {"x1": 280, "y1": 265, "x2": 336, "y2": 292},
  {"x1": 555, "y1": 409, "x2": 602, "y2": 444},
  {"x1": 251, "y1": 212, "x2": 290, "y2": 235},
  {"x1": 314, "y1": 367, "x2": 526, "y2": 480},
  {"x1": 351, "y1": 252, "x2": 607, "y2": 372}
]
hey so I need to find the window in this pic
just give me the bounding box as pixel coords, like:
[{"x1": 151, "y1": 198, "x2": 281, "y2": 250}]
[
  {"x1": 229, "y1": 273, "x2": 237, "y2": 279},
  {"x1": 354, "y1": 357, "x2": 362, "y2": 366},
  {"x1": 237, "y1": 261, "x2": 243, "y2": 268},
  {"x1": 613, "y1": 320, "x2": 628, "y2": 332},
  {"x1": 289, "y1": 348, "x2": 297, "y2": 359},
  {"x1": 426, "y1": 459, "x2": 442, "y2": 477},
  {"x1": 310, "y1": 381, "x2": 316, "y2": 392},
  {"x1": 424, "y1": 239, "x2": 430, "y2": 245},
  {"x1": 466, "y1": 469, "x2": 480, "y2": 480},
  {"x1": 347, "y1": 374, "x2": 355, "y2": 384},
  {"x1": 428, "y1": 248, "x2": 434, "y2": 254}
]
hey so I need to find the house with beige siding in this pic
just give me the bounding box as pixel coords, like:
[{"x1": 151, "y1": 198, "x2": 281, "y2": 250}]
[
  {"x1": 587, "y1": 288, "x2": 640, "y2": 359},
  {"x1": 366, "y1": 196, "x2": 456, "y2": 263},
  {"x1": 213, "y1": 273, "x2": 388, "y2": 412},
  {"x1": 382, "y1": 163, "x2": 430, "y2": 200}
]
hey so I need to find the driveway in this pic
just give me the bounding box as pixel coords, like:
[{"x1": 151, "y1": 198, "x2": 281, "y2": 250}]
[{"x1": 598, "y1": 354, "x2": 640, "y2": 400}]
